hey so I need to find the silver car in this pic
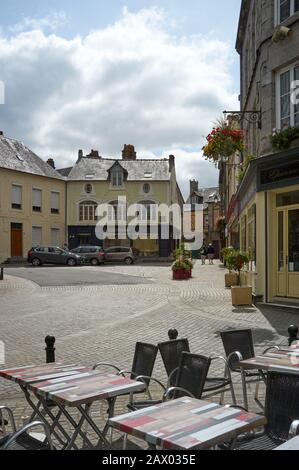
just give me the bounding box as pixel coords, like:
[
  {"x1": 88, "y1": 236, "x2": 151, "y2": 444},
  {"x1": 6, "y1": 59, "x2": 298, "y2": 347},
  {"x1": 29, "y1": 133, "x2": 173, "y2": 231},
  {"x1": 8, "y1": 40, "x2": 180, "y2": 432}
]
[{"x1": 104, "y1": 247, "x2": 138, "y2": 265}]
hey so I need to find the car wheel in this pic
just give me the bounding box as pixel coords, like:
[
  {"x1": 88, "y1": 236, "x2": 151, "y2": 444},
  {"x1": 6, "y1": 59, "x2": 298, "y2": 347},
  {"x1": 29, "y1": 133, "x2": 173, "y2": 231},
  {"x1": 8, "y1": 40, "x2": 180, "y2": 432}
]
[
  {"x1": 90, "y1": 258, "x2": 99, "y2": 266},
  {"x1": 32, "y1": 258, "x2": 41, "y2": 267},
  {"x1": 67, "y1": 258, "x2": 77, "y2": 267},
  {"x1": 124, "y1": 257, "x2": 133, "y2": 265}
]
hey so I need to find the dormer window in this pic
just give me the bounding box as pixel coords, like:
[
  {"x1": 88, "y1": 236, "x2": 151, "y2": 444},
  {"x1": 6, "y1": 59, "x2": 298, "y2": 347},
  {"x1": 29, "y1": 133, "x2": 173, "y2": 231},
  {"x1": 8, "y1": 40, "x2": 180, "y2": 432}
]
[{"x1": 112, "y1": 170, "x2": 123, "y2": 187}]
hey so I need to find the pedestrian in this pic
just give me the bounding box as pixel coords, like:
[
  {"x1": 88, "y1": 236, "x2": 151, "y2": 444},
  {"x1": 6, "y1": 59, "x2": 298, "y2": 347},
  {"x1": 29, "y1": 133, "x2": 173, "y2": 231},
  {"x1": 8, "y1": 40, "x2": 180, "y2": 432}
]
[
  {"x1": 200, "y1": 243, "x2": 207, "y2": 265},
  {"x1": 207, "y1": 243, "x2": 215, "y2": 265}
]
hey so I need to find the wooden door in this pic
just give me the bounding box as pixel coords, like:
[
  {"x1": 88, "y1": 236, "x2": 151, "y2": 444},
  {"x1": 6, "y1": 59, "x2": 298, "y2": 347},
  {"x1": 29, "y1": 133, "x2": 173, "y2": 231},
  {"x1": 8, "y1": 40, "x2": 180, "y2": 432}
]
[{"x1": 11, "y1": 224, "x2": 23, "y2": 257}]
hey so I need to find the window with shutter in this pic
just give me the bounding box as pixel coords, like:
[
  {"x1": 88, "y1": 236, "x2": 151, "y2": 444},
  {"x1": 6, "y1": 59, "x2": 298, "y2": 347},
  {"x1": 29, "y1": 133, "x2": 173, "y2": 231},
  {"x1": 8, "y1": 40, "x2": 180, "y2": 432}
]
[
  {"x1": 11, "y1": 185, "x2": 22, "y2": 210},
  {"x1": 32, "y1": 226, "x2": 42, "y2": 247},
  {"x1": 51, "y1": 192, "x2": 60, "y2": 214},
  {"x1": 51, "y1": 228, "x2": 60, "y2": 246},
  {"x1": 32, "y1": 188, "x2": 42, "y2": 212}
]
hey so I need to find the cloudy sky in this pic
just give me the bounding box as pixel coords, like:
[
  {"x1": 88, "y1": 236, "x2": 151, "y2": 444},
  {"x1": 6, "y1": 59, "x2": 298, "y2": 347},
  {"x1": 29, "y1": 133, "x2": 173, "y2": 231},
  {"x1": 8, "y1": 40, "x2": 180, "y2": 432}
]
[{"x1": 0, "y1": 0, "x2": 241, "y2": 198}]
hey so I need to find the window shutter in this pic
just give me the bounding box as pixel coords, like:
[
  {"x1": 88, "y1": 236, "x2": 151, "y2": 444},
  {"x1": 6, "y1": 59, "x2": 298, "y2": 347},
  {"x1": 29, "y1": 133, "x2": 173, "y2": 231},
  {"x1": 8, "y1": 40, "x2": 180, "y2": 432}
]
[
  {"x1": 51, "y1": 228, "x2": 60, "y2": 246},
  {"x1": 12, "y1": 185, "x2": 22, "y2": 204},
  {"x1": 51, "y1": 192, "x2": 59, "y2": 209},
  {"x1": 32, "y1": 227, "x2": 42, "y2": 247},
  {"x1": 32, "y1": 189, "x2": 42, "y2": 207}
]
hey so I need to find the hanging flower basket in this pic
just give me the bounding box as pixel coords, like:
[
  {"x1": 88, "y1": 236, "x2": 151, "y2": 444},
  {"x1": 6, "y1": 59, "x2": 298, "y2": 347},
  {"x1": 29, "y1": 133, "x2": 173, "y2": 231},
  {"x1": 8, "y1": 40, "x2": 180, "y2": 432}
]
[{"x1": 202, "y1": 124, "x2": 244, "y2": 162}]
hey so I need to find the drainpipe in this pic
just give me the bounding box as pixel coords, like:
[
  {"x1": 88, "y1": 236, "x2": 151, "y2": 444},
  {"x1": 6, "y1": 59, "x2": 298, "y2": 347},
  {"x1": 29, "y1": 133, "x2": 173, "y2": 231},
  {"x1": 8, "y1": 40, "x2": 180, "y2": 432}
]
[{"x1": 265, "y1": 192, "x2": 268, "y2": 303}]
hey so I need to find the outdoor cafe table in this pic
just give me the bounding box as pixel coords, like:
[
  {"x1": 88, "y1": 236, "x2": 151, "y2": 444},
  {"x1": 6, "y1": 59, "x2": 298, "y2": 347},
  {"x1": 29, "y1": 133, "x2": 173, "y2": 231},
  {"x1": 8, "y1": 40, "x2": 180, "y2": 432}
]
[
  {"x1": 239, "y1": 349, "x2": 299, "y2": 410},
  {"x1": 109, "y1": 397, "x2": 266, "y2": 450},
  {"x1": 0, "y1": 363, "x2": 146, "y2": 449}
]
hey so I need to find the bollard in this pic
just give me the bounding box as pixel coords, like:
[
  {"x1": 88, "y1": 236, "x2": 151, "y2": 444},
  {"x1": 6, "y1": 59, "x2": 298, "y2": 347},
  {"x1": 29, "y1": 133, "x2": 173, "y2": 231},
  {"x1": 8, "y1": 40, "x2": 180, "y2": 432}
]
[
  {"x1": 45, "y1": 336, "x2": 56, "y2": 363},
  {"x1": 168, "y1": 329, "x2": 179, "y2": 340},
  {"x1": 0, "y1": 267, "x2": 3, "y2": 281},
  {"x1": 288, "y1": 325, "x2": 299, "y2": 346}
]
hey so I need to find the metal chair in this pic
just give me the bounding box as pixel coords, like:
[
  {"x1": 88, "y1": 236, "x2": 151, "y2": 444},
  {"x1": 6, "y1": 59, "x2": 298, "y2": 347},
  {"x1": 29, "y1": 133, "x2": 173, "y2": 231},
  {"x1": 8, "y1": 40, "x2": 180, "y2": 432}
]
[
  {"x1": 220, "y1": 328, "x2": 273, "y2": 409},
  {"x1": 0, "y1": 406, "x2": 53, "y2": 450},
  {"x1": 158, "y1": 339, "x2": 236, "y2": 405},
  {"x1": 223, "y1": 371, "x2": 299, "y2": 450},
  {"x1": 93, "y1": 342, "x2": 162, "y2": 408},
  {"x1": 128, "y1": 352, "x2": 211, "y2": 410}
]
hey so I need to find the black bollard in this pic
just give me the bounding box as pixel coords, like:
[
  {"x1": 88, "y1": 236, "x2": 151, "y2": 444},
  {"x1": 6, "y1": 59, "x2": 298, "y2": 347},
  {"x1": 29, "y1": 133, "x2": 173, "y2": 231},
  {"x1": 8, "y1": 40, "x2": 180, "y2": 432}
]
[
  {"x1": 168, "y1": 329, "x2": 179, "y2": 340},
  {"x1": 45, "y1": 336, "x2": 56, "y2": 363},
  {"x1": 288, "y1": 325, "x2": 299, "y2": 346}
]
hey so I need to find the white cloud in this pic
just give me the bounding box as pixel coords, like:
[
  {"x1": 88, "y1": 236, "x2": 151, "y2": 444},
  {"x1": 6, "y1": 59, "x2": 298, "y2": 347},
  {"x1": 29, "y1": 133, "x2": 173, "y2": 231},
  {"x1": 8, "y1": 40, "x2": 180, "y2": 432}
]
[
  {"x1": 0, "y1": 7, "x2": 238, "y2": 197},
  {"x1": 9, "y1": 11, "x2": 68, "y2": 34}
]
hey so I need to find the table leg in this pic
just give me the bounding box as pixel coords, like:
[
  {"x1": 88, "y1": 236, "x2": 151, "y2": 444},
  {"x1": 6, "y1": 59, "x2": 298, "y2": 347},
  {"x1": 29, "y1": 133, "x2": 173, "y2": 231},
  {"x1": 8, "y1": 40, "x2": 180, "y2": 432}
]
[
  {"x1": 78, "y1": 404, "x2": 112, "y2": 449},
  {"x1": 240, "y1": 368, "x2": 249, "y2": 410},
  {"x1": 55, "y1": 403, "x2": 97, "y2": 450}
]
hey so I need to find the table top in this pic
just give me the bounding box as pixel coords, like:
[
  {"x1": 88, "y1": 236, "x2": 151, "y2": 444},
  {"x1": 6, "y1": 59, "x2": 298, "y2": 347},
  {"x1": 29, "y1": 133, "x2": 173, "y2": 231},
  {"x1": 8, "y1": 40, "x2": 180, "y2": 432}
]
[
  {"x1": 28, "y1": 371, "x2": 146, "y2": 407},
  {"x1": 109, "y1": 397, "x2": 266, "y2": 450},
  {"x1": 275, "y1": 436, "x2": 299, "y2": 450},
  {"x1": 0, "y1": 363, "x2": 90, "y2": 386},
  {"x1": 240, "y1": 350, "x2": 299, "y2": 373}
]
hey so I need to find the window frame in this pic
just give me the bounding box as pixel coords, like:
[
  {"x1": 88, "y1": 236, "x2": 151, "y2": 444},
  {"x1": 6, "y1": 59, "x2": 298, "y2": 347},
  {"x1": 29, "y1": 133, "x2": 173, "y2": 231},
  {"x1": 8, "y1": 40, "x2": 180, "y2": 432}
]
[
  {"x1": 276, "y1": 62, "x2": 299, "y2": 129},
  {"x1": 276, "y1": 0, "x2": 299, "y2": 24},
  {"x1": 32, "y1": 187, "x2": 42, "y2": 213},
  {"x1": 11, "y1": 184, "x2": 22, "y2": 210},
  {"x1": 50, "y1": 191, "x2": 60, "y2": 215},
  {"x1": 79, "y1": 200, "x2": 97, "y2": 222}
]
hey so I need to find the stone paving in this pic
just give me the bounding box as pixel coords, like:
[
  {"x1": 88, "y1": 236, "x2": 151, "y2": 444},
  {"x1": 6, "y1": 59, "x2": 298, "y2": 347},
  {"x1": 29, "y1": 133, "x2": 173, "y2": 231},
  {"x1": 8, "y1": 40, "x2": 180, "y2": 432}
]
[{"x1": 0, "y1": 261, "x2": 298, "y2": 448}]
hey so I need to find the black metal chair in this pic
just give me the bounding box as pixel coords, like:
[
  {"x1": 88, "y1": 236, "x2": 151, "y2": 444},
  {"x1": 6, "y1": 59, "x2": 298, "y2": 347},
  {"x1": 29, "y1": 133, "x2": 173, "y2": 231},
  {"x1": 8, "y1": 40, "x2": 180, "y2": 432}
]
[
  {"x1": 223, "y1": 371, "x2": 299, "y2": 450},
  {"x1": 158, "y1": 339, "x2": 236, "y2": 405},
  {"x1": 220, "y1": 329, "x2": 275, "y2": 409},
  {"x1": 93, "y1": 342, "x2": 162, "y2": 406},
  {"x1": 0, "y1": 406, "x2": 53, "y2": 450},
  {"x1": 128, "y1": 352, "x2": 211, "y2": 411}
]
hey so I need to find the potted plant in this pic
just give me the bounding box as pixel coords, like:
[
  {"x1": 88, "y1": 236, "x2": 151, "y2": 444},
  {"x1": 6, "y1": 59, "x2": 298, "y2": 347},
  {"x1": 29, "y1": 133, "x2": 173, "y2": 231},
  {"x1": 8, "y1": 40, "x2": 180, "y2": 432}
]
[
  {"x1": 230, "y1": 251, "x2": 252, "y2": 306},
  {"x1": 223, "y1": 248, "x2": 239, "y2": 287},
  {"x1": 172, "y1": 258, "x2": 189, "y2": 280},
  {"x1": 271, "y1": 127, "x2": 299, "y2": 152},
  {"x1": 172, "y1": 243, "x2": 193, "y2": 280}
]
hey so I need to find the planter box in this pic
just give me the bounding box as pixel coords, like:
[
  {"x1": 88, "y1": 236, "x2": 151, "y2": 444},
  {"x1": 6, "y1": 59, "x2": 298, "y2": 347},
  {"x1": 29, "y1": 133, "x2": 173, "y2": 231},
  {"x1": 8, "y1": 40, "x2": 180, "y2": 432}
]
[
  {"x1": 231, "y1": 286, "x2": 253, "y2": 306},
  {"x1": 225, "y1": 273, "x2": 238, "y2": 288},
  {"x1": 173, "y1": 269, "x2": 189, "y2": 281}
]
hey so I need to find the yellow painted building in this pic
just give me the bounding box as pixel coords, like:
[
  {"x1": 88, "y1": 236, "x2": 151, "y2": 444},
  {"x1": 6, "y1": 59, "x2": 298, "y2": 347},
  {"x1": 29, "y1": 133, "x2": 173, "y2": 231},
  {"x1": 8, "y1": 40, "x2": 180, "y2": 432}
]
[
  {"x1": 0, "y1": 133, "x2": 66, "y2": 263},
  {"x1": 59, "y1": 146, "x2": 184, "y2": 257}
]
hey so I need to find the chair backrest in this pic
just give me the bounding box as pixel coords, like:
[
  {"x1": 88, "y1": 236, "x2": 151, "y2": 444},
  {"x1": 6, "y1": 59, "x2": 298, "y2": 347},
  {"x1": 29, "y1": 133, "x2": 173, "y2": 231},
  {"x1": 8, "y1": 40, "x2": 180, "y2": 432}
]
[
  {"x1": 265, "y1": 371, "x2": 299, "y2": 441},
  {"x1": 131, "y1": 342, "x2": 158, "y2": 385},
  {"x1": 158, "y1": 339, "x2": 190, "y2": 384},
  {"x1": 220, "y1": 329, "x2": 255, "y2": 370},
  {"x1": 174, "y1": 352, "x2": 211, "y2": 399}
]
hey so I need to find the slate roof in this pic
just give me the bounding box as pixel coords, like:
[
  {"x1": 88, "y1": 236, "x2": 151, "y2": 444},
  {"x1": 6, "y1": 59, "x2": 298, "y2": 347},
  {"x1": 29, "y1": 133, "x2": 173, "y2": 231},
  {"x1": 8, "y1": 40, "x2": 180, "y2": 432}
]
[
  {"x1": 0, "y1": 135, "x2": 64, "y2": 180},
  {"x1": 66, "y1": 157, "x2": 171, "y2": 181},
  {"x1": 57, "y1": 167, "x2": 73, "y2": 177},
  {"x1": 187, "y1": 187, "x2": 220, "y2": 205}
]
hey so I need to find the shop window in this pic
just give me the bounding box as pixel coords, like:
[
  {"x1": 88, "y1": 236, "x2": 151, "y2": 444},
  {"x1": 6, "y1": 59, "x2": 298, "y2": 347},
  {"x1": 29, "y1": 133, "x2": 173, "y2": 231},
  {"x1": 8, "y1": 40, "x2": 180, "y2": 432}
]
[
  {"x1": 277, "y1": 190, "x2": 299, "y2": 207},
  {"x1": 241, "y1": 215, "x2": 247, "y2": 253},
  {"x1": 247, "y1": 205, "x2": 256, "y2": 271}
]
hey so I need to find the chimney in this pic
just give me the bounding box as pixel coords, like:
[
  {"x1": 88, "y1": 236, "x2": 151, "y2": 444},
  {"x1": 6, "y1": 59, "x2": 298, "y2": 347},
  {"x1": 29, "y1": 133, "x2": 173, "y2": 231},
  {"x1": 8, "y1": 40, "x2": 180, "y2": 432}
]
[
  {"x1": 47, "y1": 158, "x2": 55, "y2": 169},
  {"x1": 190, "y1": 179, "x2": 199, "y2": 194},
  {"x1": 122, "y1": 144, "x2": 137, "y2": 161},
  {"x1": 78, "y1": 149, "x2": 83, "y2": 162},
  {"x1": 169, "y1": 155, "x2": 175, "y2": 172}
]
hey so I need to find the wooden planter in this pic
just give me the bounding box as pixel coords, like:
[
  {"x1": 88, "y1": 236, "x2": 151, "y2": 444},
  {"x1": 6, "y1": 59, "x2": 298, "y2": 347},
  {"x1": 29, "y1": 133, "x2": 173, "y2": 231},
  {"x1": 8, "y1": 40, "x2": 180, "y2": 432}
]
[
  {"x1": 231, "y1": 286, "x2": 253, "y2": 306},
  {"x1": 225, "y1": 272, "x2": 238, "y2": 288},
  {"x1": 173, "y1": 269, "x2": 189, "y2": 281}
]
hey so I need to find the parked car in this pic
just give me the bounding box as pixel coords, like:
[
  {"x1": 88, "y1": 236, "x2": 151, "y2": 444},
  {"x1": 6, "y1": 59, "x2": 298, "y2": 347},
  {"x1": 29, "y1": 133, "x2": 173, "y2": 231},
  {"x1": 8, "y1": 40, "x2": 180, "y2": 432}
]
[
  {"x1": 104, "y1": 246, "x2": 138, "y2": 265},
  {"x1": 71, "y1": 246, "x2": 105, "y2": 266},
  {"x1": 27, "y1": 246, "x2": 82, "y2": 267}
]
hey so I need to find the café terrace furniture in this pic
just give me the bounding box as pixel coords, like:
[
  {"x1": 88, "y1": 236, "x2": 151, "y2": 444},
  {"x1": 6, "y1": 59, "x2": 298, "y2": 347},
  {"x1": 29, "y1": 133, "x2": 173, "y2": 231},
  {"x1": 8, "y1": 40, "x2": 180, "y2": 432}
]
[
  {"x1": 125, "y1": 349, "x2": 212, "y2": 441},
  {"x1": 0, "y1": 406, "x2": 53, "y2": 450},
  {"x1": 239, "y1": 348, "x2": 299, "y2": 410},
  {"x1": 109, "y1": 397, "x2": 266, "y2": 450},
  {"x1": 221, "y1": 371, "x2": 299, "y2": 450},
  {"x1": 220, "y1": 329, "x2": 276, "y2": 410},
  {"x1": 93, "y1": 342, "x2": 161, "y2": 409},
  {"x1": 275, "y1": 435, "x2": 299, "y2": 450},
  {"x1": 0, "y1": 363, "x2": 146, "y2": 450},
  {"x1": 158, "y1": 339, "x2": 236, "y2": 405}
]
